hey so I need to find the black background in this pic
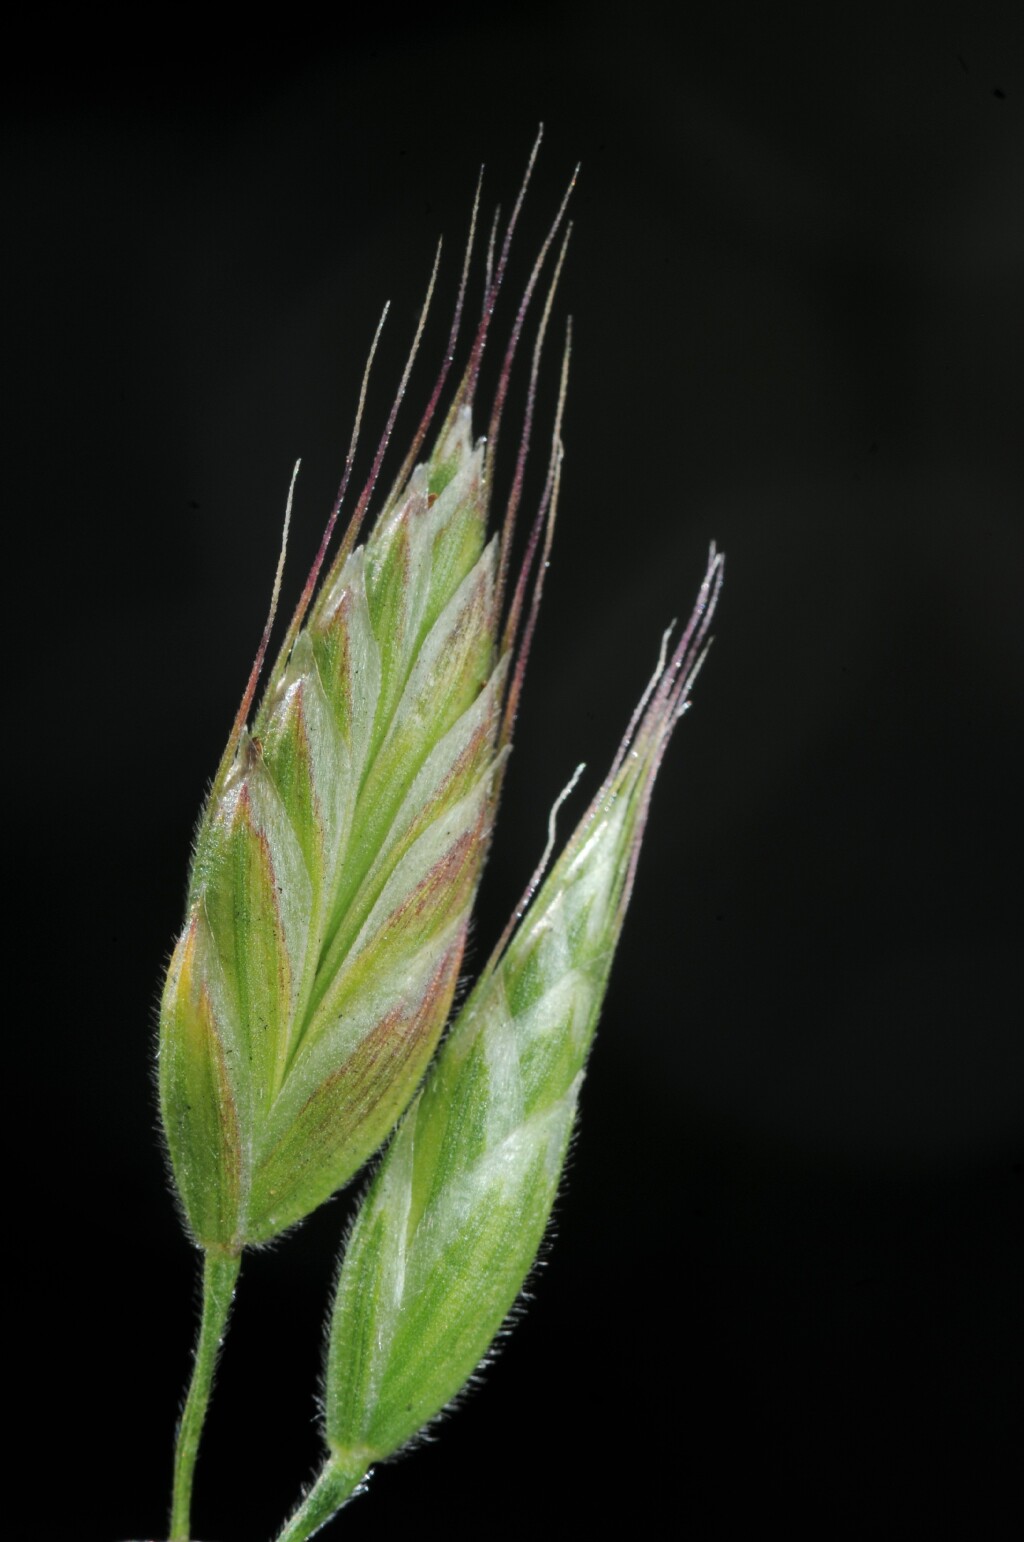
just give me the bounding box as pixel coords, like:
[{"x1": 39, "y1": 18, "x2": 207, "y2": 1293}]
[{"x1": 9, "y1": 4, "x2": 1024, "y2": 1538}]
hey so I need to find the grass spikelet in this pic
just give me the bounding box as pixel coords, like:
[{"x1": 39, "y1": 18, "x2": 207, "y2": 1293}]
[
  {"x1": 159, "y1": 141, "x2": 573, "y2": 1256},
  {"x1": 273, "y1": 549, "x2": 724, "y2": 1539}
]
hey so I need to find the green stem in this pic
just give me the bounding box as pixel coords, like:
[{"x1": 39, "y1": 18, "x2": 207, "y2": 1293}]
[
  {"x1": 274, "y1": 1458, "x2": 368, "y2": 1542},
  {"x1": 170, "y1": 1248, "x2": 242, "y2": 1541}
]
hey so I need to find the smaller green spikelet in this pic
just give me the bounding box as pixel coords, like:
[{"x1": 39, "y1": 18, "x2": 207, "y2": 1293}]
[
  {"x1": 275, "y1": 548, "x2": 724, "y2": 1533},
  {"x1": 160, "y1": 406, "x2": 512, "y2": 1250}
]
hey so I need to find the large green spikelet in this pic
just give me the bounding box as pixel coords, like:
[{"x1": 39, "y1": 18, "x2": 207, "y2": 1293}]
[
  {"x1": 158, "y1": 154, "x2": 574, "y2": 1257},
  {"x1": 160, "y1": 410, "x2": 505, "y2": 1248}
]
